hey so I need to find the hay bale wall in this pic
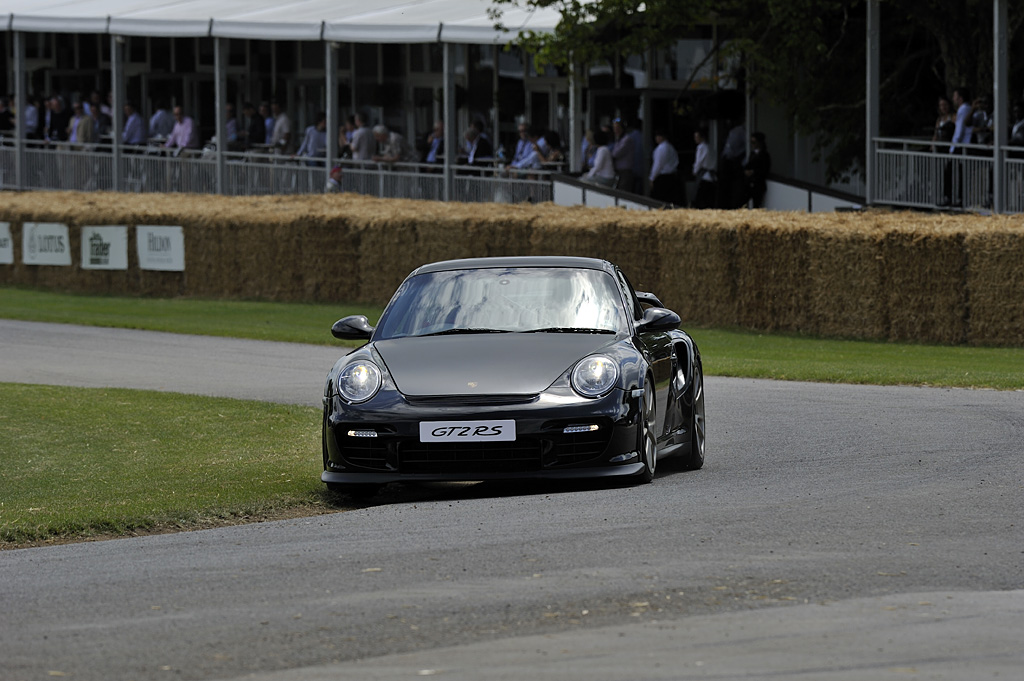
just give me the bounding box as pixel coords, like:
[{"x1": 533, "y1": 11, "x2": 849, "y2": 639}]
[{"x1": 1, "y1": 191, "x2": 1022, "y2": 346}]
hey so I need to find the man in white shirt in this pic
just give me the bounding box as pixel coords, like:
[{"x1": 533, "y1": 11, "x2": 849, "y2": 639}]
[
  {"x1": 270, "y1": 100, "x2": 292, "y2": 155},
  {"x1": 692, "y1": 127, "x2": 717, "y2": 209},
  {"x1": 371, "y1": 124, "x2": 419, "y2": 164},
  {"x1": 22, "y1": 98, "x2": 39, "y2": 138},
  {"x1": 349, "y1": 113, "x2": 375, "y2": 161},
  {"x1": 648, "y1": 130, "x2": 681, "y2": 205}
]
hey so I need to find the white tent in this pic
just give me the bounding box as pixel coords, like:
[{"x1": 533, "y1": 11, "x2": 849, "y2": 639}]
[
  {"x1": 4, "y1": 0, "x2": 563, "y2": 43},
  {"x1": 4, "y1": 0, "x2": 584, "y2": 195}
]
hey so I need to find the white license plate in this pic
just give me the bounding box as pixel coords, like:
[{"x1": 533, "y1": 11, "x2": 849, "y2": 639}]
[{"x1": 419, "y1": 420, "x2": 516, "y2": 442}]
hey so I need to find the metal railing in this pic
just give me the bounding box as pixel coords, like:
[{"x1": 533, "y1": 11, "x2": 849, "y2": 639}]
[
  {"x1": 1, "y1": 139, "x2": 556, "y2": 203},
  {"x1": 873, "y1": 137, "x2": 1024, "y2": 212}
]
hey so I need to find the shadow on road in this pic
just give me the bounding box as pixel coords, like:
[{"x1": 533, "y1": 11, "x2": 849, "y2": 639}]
[{"x1": 317, "y1": 459, "x2": 700, "y2": 509}]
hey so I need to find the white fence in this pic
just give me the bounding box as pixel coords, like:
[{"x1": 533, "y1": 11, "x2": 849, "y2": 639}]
[
  {"x1": 873, "y1": 137, "x2": 1024, "y2": 213},
  {"x1": 1, "y1": 140, "x2": 555, "y2": 204},
  {"x1": 7, "y1": 137, "x2": 1024, "y2": 214}
]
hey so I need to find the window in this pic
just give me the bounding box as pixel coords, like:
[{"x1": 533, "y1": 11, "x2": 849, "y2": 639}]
[{"x1": 616, "y1": 270, "x2": 642, "y2": 321}]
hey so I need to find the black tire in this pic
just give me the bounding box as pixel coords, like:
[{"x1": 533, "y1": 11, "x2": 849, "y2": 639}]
[
  {"x1": 633, "y1": 379, "x2": 657, "y2": 484},
  {"x1": 681, "y1": 362, "x2": 705, "y2": 470}
]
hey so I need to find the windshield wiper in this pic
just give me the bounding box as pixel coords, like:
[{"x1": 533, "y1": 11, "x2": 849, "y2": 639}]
[
  {"x1": 420, "y1": 328, "x2": 512, "y2": 337},
  {"x1": 524, "y1": 327, "x2": 615, "y2": 334}
]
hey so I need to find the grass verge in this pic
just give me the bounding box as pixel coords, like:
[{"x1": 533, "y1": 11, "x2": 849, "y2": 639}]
[
  {"x1": 0, "y1": 383, "x2": 335, "y2": 547},
  {"x1": 3, "y1": 287, "x2": 1024, "y2": 389},
  {"x1": 0, "y1": 287, "x2": 375, "y2": 345}
]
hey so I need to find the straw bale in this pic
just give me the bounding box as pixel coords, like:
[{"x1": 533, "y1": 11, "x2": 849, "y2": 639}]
[
  {"x1": 728, "y1": 215, "x2": 812, "y2": 332},
  {"x1": 2, "y1": 192, "x2": 1023, "y2": 345},
  {"x1": 877, "y1": 215, "x2": 969, "y2": 344},
  {"x1": 654, "y1": 215, "x2": 739, "y2": 325},
  {"x1": 804, "y1": 213, "x2": 888, "y2": 339},
  {"x1": 525, "y1": 206, "x2": 659, "y2": 286},
  {"x1": 964, "y1": 217, "x2": 1024, "y2": 345}
]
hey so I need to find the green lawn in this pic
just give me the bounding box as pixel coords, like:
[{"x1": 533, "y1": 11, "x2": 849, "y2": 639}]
[
  {"x1": 0, "y1": 383, "x2": 327, "y2": 546},
  {"x1": 694, "y1": 327, "x2": 1024, "y2": 390},
  {"x1": 0, "y1": 287, "x2": 375, "y2": 345}
]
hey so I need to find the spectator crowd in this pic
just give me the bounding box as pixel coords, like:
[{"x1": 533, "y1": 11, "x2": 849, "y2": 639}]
[{"x1": 4, "y1": 84, "x2": 1022, "y2": 208}]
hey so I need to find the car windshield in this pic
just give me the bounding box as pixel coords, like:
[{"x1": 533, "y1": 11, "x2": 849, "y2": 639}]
[{"x1": 375, "y1": 267, "x2": 628, "y2": 340}]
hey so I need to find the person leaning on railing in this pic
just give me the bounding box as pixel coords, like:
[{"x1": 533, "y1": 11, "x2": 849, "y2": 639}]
[
  {"x1": 1011, "y1": 101, "x2": 1024, "y2": 147},
  {"x1": 164, "y1": 106, "x2": 200, "y2": 153},
  {"x1": 67, "y1": 102, "x2": 94, "y2": 151},
  {"x1": 371, "y1": 124, "x2": 420, "y2": 164},
  {"x1": 45, "y1": 95, "x2": 69, "y2": 145},
  {"x1": 294, "y1": 111, "x2": 328, "y2": 167},
  {"x1": 240, "y1": 102, "x2": 265, "y2": 151},
  {"x1": 122, "y1": 101, "x2": 148, "y2": 147}
]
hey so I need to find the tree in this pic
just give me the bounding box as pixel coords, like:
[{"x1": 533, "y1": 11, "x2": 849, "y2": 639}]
[{"x1": 491, "y1": 0, "x2": 1024, "y2": 182}]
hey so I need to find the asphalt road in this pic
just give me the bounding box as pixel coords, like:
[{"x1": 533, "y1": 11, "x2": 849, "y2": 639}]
[{"x1": 1, "y1": 320, "x2": 1022, "y2": 681}]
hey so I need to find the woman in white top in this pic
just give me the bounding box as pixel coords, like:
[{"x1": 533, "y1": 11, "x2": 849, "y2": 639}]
[{"x1": 582, "y1": 128, "x2": 615, "y2": 187}]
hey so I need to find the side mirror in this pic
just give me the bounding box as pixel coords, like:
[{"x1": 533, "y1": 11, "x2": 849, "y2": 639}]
[
  {"x1": 635, "y1": 291, "x2": 664, "y2": 308},
  {"x1": 331, "y1": 315, "x2": 375, "y2": 340},
  {"x1": 637, "y1": 307, "x2": 680, "y2": 333}
]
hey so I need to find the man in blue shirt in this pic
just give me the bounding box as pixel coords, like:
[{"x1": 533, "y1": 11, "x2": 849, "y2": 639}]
[
  {"x1": 425, "y1": 120, "x2": 444, "y2": 164},
  {"x1": 294, "y1": 111, "x2": 328, "y2": 167},
  {"x1": 122, "y1": 101, "x2": 148, "y2": 146}
]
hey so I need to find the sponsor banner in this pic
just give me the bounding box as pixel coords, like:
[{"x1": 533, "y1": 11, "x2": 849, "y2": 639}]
[
  {"x1": 81, "y1": 226, "x2": 129, "y2": 270},
  {"x1": 0, "y1": 222, "x2": 12, "y2": 265},
  {"x1": 136, "y1": 225, "x2": 185, "y2": 271},
  {"x1": 23, "y1": 222, "x2": 72, "y2": 266}
]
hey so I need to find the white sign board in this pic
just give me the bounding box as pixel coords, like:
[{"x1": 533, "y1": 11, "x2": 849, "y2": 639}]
[
  {"x1": 136, "y1": 225, "x2": 185, "y2": 271},
  {"x1": 0, "y1": 222, "x2": 12, "y2": 265},
  {"x1": 81, "y1": 226, "x2": 129, "y2": 270},
  {"x1": 23, "y1": 222, "x2": 72, "y2": 266}
]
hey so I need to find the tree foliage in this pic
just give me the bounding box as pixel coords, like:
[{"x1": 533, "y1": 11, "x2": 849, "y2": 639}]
[{"x1": 491, "y1": 0, "x2": 1024, "y2": 181}]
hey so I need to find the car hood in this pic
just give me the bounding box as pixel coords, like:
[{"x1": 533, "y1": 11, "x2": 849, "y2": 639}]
[{"x1": 373, "y1": 333, "x2": 618, "y2": 396}]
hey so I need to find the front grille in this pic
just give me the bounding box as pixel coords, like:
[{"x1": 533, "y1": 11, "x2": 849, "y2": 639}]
[
  {"x1": 337, "y1": 426, "x2": 394, "y2": 471},
  {"x1": 403, "y1": 394, "x2": 538, "y2": 407},
  {"x1": 334, "y1": 418, "x2": 616, "y2": 474},
  {"x1": 398, "y1": 439, "x2": 543, "y2": 474},
  {"x1": 545, "y1": 424, "x2": 613, "y2": 466}
]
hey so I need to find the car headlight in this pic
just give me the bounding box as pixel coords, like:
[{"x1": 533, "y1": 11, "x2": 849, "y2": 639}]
[
  {"x1": 571, "y1": 355, "x2": 619, "y2": 398},
  {"x1": 336, "y1": 361, "x2": 382, "y2": 403}
]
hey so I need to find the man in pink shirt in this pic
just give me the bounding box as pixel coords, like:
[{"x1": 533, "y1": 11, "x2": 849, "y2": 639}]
[{"x1": 165, "y1": 106, "x2": 199, "y2": 150}]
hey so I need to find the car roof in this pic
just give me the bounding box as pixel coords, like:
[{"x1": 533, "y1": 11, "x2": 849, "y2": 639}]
[{"x1": 411, "y1": 256, "x2": 617, "y2": 276}]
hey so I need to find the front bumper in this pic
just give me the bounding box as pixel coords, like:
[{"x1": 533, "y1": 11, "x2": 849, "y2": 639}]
[{"x1": 322, "y1": 386, "x2": 642, "y2": 484}]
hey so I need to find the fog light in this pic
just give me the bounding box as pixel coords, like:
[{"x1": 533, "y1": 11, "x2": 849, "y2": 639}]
[
  {"x1": 347, "y1": 429, "x2": 378, "y2": 438},
  {"x1": 563, "y1": 424, "x2": 599, "y2": 434},
  {"x1": 609, "y1": 452, "x2": 639, "y2": 464}
]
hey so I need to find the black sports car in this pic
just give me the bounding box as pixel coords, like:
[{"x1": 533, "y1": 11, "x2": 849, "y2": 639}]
[{"x1": 322, "y1": 256, "x2": 705, "y2": 496}]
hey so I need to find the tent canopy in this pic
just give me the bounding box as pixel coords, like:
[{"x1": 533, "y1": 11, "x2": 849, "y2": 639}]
[{"x1": 4, "y1": 0, "x2": 563, "y2": 44}]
